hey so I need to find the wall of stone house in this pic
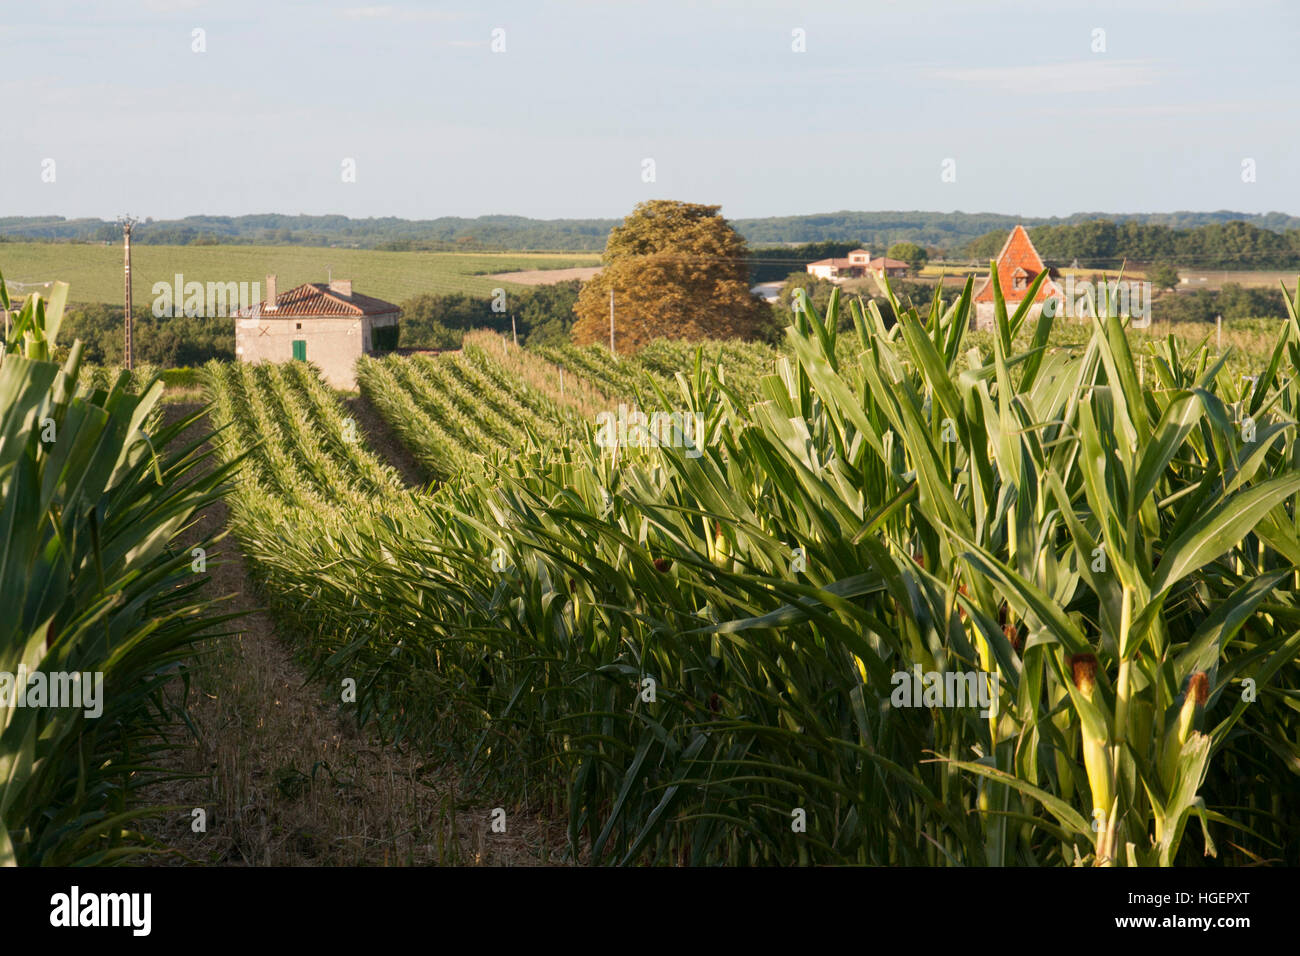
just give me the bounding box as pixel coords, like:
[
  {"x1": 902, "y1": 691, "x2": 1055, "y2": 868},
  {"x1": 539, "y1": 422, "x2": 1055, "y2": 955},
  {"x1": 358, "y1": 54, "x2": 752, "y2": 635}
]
[{"x1": 235, "y1": 315, "x2": 365, "y2": 389}]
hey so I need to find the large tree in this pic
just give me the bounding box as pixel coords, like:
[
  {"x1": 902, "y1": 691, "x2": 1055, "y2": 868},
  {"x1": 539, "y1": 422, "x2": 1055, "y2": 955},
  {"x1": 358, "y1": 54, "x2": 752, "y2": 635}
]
[
  {"x1": 1147, "y1": 261, "x2": 1180, "y2": 292},
  {"x1": 571, "y1": 200, "x2": 771, "y2": 351},
  {"x1": 887, "y1": 241, "x2": 928, "y2": 273}
]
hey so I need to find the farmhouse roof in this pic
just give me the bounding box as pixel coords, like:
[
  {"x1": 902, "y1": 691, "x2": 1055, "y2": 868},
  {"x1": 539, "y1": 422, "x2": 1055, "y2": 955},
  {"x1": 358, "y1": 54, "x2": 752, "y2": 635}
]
[
  {"x1": 808, "y1": 255, "x2": 909, "y2": 270},
  {"x1": 239, "y1": 282, "x2": 402, "y2": 318},
  {"x1": 973, "y1": 225, "x2": 1059, "y2": 303}
]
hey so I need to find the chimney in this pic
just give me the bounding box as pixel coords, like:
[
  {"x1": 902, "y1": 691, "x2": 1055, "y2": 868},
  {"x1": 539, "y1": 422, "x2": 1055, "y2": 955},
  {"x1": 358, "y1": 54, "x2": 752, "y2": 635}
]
[
  {"x1": 329, "y1": 278, "x2": 353, "y2": 297},
  {"x1": 265, "y1": 274, "x2": 278, "y2": 311}
]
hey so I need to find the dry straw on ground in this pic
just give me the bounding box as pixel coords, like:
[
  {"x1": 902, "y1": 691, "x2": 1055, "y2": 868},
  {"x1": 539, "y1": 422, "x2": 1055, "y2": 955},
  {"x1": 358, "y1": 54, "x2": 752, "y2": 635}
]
[{"x1": 137, "y1": 402, "x2": 572, "y2": 866}]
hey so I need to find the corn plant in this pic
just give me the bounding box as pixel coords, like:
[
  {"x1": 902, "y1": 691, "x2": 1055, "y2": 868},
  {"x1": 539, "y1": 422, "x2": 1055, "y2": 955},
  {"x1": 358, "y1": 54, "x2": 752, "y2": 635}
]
[
  {"x1": 0, "y1": 270, "x2": 236, "y2": 865},
  {"x1": 204, "y1": 271, "x2": 1300, "y2": 865}
]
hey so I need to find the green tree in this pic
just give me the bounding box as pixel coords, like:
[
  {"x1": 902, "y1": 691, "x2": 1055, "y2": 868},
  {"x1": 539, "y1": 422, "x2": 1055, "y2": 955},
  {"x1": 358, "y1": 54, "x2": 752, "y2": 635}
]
[
  {"x1": 887, "y1": 241, "x2": 928, "y2": 273},
  {"x1": 572, "y1": 200, "x2": 771, "y2": 351},
  {"x1": 398, "y1": 292, "x2": 509, "y2": 349},
  {"x1": 1148, "y1": 261, "x2": 1180, "y2": 292},
  {"x1": 775, "y1": 272, "x2": 839, "y2": 319},
  {"x1": 963, "y1": 231, "x2": 1009, "y2": 261},
  {"x1": 515, "y1": 279, "x2": 581, "y2": 346},
  {"x1": 395, "y1": 283, "x2": 580, "y2": 350}
]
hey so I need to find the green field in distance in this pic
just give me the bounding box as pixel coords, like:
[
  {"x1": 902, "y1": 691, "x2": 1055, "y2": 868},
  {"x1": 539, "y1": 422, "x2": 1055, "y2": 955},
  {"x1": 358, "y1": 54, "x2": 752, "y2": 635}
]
[{"x1": 0, "y1": 243, "x2": 601, "y2": 304}]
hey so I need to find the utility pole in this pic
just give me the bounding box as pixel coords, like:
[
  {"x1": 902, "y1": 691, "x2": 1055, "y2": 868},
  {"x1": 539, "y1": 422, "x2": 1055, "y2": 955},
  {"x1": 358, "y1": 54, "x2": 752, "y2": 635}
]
[
  {"x1": 118, "y1": 216, "x2": 139, "y2": 370},
  {"x1": 609, "y1": 288, "x2": 615, "y2": 356}
]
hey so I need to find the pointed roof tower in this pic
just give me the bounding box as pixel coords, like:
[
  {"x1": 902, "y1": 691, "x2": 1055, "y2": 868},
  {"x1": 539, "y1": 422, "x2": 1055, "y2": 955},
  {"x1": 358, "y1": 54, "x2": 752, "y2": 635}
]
[{"x1": 973, "y1": 225, "x2": 1059, "y2": 303}]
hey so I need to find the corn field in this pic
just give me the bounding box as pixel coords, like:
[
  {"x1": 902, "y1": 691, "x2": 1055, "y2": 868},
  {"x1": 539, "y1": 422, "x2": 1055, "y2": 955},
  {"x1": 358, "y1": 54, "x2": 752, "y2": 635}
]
[
  {"x1": 201, "y1": 272, "x2": 1300, "y2": 866},
  {"x1": 0, "y1": 272, "x2": 233, "y2": 865}
]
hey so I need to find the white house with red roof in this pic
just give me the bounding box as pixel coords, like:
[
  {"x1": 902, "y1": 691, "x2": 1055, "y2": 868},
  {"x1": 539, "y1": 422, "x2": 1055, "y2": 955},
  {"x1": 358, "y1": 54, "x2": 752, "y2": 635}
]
[
  {"x1": 233, "y1": 275, "x2": 401, "y2": 389},
  {"x1": 806, "y1": 249, "x2": 909, "y2": 282}
]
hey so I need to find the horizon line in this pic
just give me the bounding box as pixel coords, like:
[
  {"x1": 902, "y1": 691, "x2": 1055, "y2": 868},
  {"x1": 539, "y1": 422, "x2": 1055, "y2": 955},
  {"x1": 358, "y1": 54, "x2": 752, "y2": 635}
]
[{"x1": 4, "y1": 207, "x2": 1300, "y2": 224}]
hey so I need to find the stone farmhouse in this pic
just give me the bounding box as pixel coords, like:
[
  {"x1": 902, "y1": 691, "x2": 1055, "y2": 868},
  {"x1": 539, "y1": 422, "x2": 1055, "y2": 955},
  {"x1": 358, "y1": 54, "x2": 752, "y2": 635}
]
[
  {"x1": 233, "y1": 276, "x2": 400, "y2": 389},
  {"x1": 806, "y1": 249, "x2": 909, "y2": 282},
  {"x1": 972, "y1": 225, "x2": 1061, "y2": 330}
]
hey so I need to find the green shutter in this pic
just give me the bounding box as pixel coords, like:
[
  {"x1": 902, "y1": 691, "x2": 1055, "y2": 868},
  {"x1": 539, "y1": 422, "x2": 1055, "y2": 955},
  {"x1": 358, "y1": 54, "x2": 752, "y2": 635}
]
[{"x1": 292, "y1": 340, "x2": 306, "y2": 361}]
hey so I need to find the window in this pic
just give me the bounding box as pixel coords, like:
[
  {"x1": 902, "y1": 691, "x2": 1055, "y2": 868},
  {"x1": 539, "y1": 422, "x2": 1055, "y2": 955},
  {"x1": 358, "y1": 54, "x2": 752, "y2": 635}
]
[
  {"x1": 1013, "y1": 274, "x2": 1028, "y2": 290},
  {"x1": 292, "y1": 340, "x2": 307, "y2": 361},
  {"x1": 295, "y1": 322, "x2": 302, "y2": 330}
]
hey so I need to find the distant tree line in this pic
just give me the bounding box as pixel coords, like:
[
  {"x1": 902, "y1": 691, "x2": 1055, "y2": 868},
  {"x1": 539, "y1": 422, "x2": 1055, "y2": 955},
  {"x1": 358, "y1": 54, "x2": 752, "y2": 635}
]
[
  {"x1": 397, "y1": 280, "x2": 581, "y2": 350},
  {"x1": 7, "y1": 210, "x2": 1300, "y2": 259},
  {"x1": 962, "y1": 219, "x2": 1300, "y2": 270},
  {"x1": 736, "y1": 210, "x2": 1300, "y2": 251},
  {"x1": 1154, "y1": 283, "x2": 1289, "y2": 323},
  {"x1": 0, "y1": 215, "x2": 616, "y2": 251},
  {"x1": 59, "y1": 304, "x2": 234, "y2": 366}
]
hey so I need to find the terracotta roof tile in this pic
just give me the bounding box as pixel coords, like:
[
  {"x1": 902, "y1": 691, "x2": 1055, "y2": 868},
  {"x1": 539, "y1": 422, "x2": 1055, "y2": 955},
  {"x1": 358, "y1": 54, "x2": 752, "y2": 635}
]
[
  {"x1": 236, "y1": 283, "x2": 401, "y2": 318},
  {"x1": 973, "y1": 225, "x2": 1059, "y2": 302},
  {"x1": 809, "y1": 255, "x2": 910, "y2": 270}
]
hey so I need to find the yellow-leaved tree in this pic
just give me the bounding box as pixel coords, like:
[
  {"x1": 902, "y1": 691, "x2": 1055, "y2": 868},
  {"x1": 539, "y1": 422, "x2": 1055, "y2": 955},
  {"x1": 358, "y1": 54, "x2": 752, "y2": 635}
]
[{"x1": 571, "y1": 200, "x2": 772, "y2": 352}]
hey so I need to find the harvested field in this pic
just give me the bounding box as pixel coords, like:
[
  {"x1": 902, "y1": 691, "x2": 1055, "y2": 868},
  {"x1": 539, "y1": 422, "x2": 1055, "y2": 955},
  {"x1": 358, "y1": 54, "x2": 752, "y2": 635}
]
[{"x1": 483, "y1": 265, "x2": 603, "y2": 285}]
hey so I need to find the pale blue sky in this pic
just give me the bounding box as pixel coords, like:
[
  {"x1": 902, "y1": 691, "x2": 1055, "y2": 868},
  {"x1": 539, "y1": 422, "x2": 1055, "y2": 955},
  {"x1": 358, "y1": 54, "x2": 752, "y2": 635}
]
[{"x1": 3, "y1": 0, "x2": 1296, "y2": 220}]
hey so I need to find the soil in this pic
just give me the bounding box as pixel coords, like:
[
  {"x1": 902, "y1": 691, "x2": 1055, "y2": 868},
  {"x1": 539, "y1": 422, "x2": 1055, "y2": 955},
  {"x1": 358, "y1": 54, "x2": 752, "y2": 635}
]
[{"x1": 135, "y1": 401, "x2": 570, "y2": 866}]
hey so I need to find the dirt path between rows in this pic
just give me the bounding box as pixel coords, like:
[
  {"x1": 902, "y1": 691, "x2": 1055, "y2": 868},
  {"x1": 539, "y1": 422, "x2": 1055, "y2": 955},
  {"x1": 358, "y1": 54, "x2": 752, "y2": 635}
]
[
  {"x1": 343, "y1": 392, "x2": 429, "y2": 489},
  {"x1": 137, "y1": 400, "x2": 569, "y2": 866}
]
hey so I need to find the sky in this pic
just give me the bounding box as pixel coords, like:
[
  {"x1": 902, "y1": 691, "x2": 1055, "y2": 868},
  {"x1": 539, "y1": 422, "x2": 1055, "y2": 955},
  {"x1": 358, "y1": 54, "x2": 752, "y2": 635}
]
[{"x1": 2, "y1": 0, "x2": 1297, "y2": 222}]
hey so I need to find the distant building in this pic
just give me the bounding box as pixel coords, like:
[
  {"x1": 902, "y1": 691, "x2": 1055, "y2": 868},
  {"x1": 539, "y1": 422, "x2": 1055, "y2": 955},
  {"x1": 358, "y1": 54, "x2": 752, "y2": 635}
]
[
  {"x1": 971, "y1": 225, "x2": 1061, "y2": 330},
  {"x1": 806, "y1": 249, "x2": 909, "y2": 282},
  {"x1": 233, "y1": 275, "x2": 400, "y2": 389}
]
